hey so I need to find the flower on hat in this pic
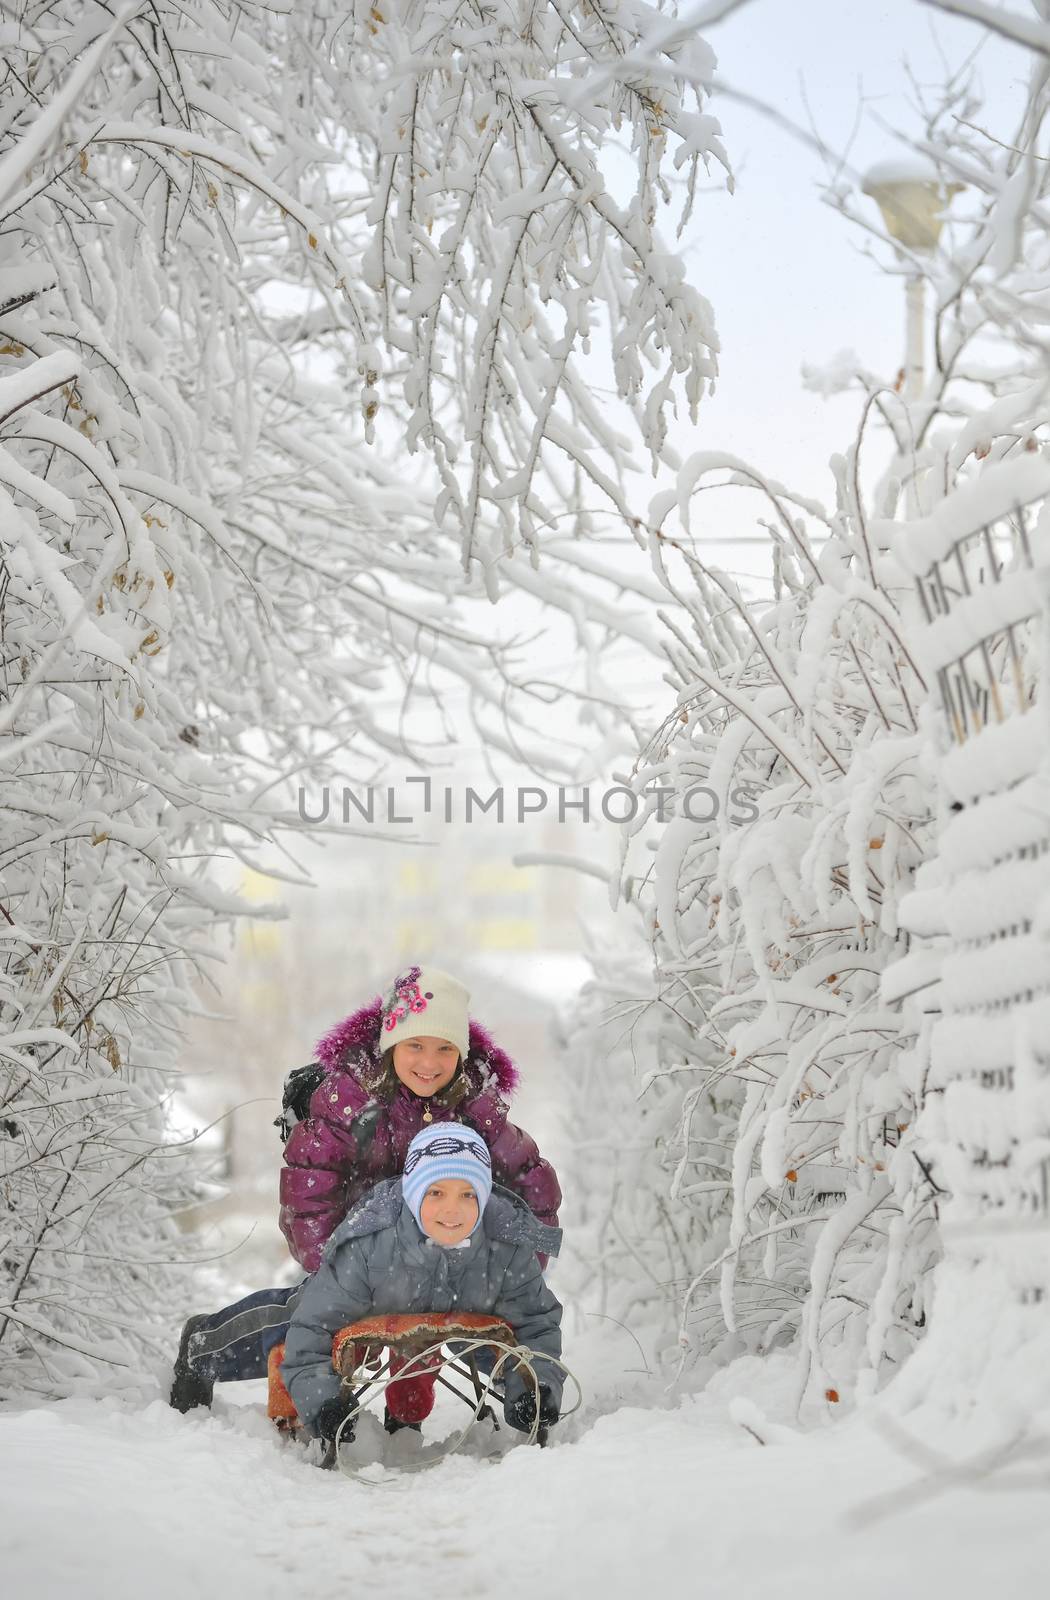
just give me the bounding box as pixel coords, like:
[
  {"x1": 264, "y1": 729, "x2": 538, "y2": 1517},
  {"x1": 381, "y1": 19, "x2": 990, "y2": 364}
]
[
  {"x1": 381, "y1": 966, "x2": 436, "y2": 1032},
  {"x1": 377, "y1": 965, "x2": 470, "y2": 1067}
]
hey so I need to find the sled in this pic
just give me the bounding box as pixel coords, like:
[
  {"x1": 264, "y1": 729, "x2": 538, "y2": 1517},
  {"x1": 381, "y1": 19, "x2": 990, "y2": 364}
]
[{"x1": 268, "y1": 1310, "x2": 579, "y2": 1477}]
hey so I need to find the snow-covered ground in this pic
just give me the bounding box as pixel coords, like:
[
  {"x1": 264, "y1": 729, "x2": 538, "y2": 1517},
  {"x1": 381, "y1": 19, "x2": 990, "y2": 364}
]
[{"x1": 4, "y1": 1328, "x2": 1046, "y2": 1600}]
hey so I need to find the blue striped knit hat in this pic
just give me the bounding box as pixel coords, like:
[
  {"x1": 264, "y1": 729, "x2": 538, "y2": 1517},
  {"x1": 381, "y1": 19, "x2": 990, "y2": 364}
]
[{"x1": 402, "y1": 1123, "x2": 493, "y2": 1237}]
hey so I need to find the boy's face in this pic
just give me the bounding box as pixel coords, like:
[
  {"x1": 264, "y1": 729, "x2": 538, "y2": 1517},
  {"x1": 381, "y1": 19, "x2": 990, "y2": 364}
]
[
  {"x1": 419, "y1": 1181, "x2": 480, "y2": 1245},
  {"x1": 392, "y1": 1037, "x2": 460, "y2": 1097}
]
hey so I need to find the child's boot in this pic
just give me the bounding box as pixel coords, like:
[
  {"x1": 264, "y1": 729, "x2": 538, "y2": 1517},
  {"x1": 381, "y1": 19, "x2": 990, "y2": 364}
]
[
  {"x1": 385, "y1": 1352, "x2": 439, "y2": 1426},
  {"x1": 383, "y1": 1408, "x2": 422, "y2": 1436},
  {"x1": 168, "y1": 1315, "x2": 214, "y2": 1413}
]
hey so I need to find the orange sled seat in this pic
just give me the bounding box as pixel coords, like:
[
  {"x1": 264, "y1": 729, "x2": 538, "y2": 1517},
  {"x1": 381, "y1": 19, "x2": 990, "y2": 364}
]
[
  {"x1": 333, "y1": 1311, "x2": 519, "y2": 1426},
  {"x1": 331, "y1": 1311, "x2": 516, "y2": 1374}
]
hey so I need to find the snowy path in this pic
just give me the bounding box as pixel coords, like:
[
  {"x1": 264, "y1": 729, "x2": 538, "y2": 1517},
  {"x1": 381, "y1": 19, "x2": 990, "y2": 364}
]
[{"x1": 3, "y1": 1344, "x2": 1046, "y2": 1600}]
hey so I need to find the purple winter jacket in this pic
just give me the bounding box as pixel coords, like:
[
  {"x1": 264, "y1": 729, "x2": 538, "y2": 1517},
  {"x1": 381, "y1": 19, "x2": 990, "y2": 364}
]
[{"x1": 278, "y1": 996, "x2": 562, "y2": 1273}]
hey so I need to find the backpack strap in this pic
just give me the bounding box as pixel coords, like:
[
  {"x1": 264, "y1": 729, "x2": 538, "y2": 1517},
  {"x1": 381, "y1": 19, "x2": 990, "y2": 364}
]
[
  {"x1": 274, "y1": 1065, "x2": 386, "y2": 1156},
  {"x1": 273, "y1": 1062, "x2": 327, "y2": 1143}
]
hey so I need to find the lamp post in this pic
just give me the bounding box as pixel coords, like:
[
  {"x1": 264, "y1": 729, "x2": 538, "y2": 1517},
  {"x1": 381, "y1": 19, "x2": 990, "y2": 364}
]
[{"x1": 862, "y1": 160, "x2": 961, "y2": 515}]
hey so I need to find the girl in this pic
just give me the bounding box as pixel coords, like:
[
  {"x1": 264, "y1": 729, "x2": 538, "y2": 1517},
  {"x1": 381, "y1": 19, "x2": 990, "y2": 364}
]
[
  {"x1": 280, "y1": 963, "x2": 560, "y2": 1271},
  {"x1": 169, "y1": 964, "x2": 561, "y2": 1411}
]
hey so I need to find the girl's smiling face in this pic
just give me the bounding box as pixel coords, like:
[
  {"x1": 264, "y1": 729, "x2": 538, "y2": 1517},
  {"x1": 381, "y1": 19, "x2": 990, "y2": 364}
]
[
  {"x1": 392, "y1": 1036, "x2": 460, "y2": 1097},
  {"x1": 418, "y1": 1181, "x2": 480, "y2": 1244}
]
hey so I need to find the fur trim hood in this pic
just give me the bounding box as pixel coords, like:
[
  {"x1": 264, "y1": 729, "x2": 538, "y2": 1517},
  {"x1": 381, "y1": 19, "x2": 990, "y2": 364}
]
[{"x1": 313, "y1": 994, "x2": 520, "y2": 1100}]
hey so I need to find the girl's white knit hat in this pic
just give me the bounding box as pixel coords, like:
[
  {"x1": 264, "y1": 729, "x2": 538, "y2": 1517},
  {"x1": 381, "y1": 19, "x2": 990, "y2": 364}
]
[
  {"x1": 402, "y1": 1123, "x2": 493, "y2": 1235},
  {"x1": 379, "y1": 965, "x2": 470, "y2": 1061}
]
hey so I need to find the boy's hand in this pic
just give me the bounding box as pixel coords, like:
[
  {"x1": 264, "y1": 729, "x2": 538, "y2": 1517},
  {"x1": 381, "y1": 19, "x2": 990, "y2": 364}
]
[
  {"x1": 314, "y1": 1396, "x2": 357, "y2": 1444},
  {"x1": 504, "y1": 1384, "x2": 559, "y2": 1433}
]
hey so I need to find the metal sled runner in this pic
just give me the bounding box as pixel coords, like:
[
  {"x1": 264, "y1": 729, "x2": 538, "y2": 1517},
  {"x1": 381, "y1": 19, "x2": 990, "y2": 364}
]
[{"x1": 269, "y1": 1310, "x2": 580, "y2": 1477}]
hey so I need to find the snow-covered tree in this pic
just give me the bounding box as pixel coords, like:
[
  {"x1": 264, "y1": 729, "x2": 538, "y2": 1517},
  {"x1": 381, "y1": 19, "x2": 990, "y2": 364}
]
[
  {"x1": 269, "y1": 0, "x2": 730, "y2": 586},
  {"x1": 0, "y1": 0, "x2": 449, "y2": 1394}
]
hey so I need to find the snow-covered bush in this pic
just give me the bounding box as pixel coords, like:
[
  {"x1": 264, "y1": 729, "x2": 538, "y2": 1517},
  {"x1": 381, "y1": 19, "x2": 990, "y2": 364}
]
[
  {"x1": 564, "y1": 482, "x2": 936, "y2": 1401},
  {"x1": 555, "y1": 928, "x2": 697, "y2": 1347}
]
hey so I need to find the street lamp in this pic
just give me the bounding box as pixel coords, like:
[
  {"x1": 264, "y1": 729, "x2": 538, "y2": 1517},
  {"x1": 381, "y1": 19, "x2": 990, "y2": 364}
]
[
  {"x1": 862, "y1": 159, "x2": 962, "y2": 518},
  {"x1": 862, "y1": 158, "x2": 961, "y2": 403}
]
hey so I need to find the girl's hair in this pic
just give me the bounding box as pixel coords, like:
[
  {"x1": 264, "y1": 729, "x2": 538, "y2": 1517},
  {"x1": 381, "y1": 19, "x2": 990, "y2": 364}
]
[{"x1": 369, "y1": 1045, "x2": 470, "y2": 1112}]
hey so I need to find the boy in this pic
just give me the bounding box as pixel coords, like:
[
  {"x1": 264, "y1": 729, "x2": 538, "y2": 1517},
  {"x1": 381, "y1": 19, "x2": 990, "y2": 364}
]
[{"x1": 280, "y1": 1122, "x2": 564, "y2": 1444}]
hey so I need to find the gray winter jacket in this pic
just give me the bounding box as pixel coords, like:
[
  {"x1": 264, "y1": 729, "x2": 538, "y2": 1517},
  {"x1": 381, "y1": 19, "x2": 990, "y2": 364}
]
[{"x1": 280, "y1": 1178, "x2": 564, "y2": 1427}]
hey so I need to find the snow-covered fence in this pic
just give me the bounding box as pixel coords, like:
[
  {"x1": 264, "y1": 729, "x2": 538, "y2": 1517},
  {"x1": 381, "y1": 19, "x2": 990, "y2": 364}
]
[{"x1": 883, "y1": 462, "x2": 1050, "y2": 1413}]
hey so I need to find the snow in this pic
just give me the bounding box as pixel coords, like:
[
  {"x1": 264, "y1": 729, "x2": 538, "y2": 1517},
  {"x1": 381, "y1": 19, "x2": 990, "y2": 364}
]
[
  {"x1": 918, "y1": 567, "x2": 1043, "y2": 675},
  {"x1": 0, "y1": 350, "x2": 78, "y2": 424},
  {"x1": 880, "y1": 453, "x2": 1050, "y2": 574},
  {"x1": 862, "y1": 155, "x2": 943, "y2": 187},
  {"x1": 3, "y1": 1338, "x2": 1048, "y2": 1600},
  {"x1": 940, "y1": 771, "x2": 1050, "y2": 870},
  {"x1": 0, "y1": 15, "x2": 125, "y2": 212},
  {"x1": 4, "y1": 4, "x2": 1050, "y2": 1585},
  {"x1": 941, "y1": 711, "x2": 1042, "y2": 802}
]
